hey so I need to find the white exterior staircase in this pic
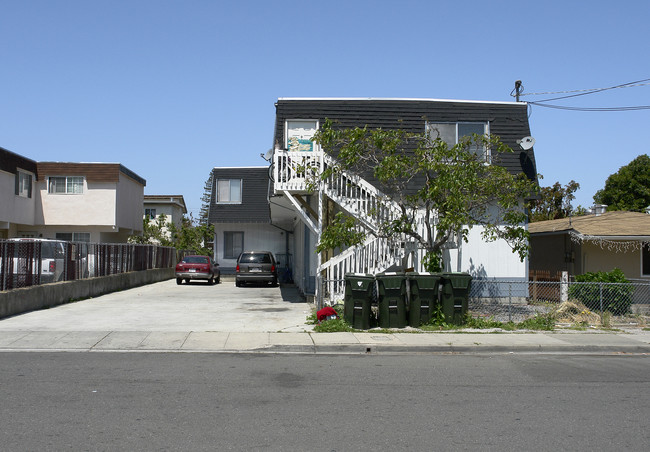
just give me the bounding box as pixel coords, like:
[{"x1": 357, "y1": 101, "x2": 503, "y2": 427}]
[{"x1": 273, "y1": 149, "x2": 429, "y2": 303}]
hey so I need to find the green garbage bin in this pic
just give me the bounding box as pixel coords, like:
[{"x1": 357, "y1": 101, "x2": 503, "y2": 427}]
[
  {"x1": 440, "y1": 272, "x2": 472, "y2": 325},
  {"x1": 376, "y1": 272, "x2": 407, "y2": 328},
  {"x1": 406, "y1": 272, "x2": 442, "y2": 327},
  {"x1": 344, "y1": 273, "x2": 375, "y2": 329}
]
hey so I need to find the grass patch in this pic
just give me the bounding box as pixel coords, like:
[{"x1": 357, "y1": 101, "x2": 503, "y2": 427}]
[{"x1": 313, "y1": 318, "x2": 353, "y2": 333}]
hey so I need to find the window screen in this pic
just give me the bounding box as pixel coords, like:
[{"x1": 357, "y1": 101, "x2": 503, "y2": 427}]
[
  {"x1": 217, "y1": 179, "x2": 242, "y2": 203},
  {"x1": 224, "y1": 231, "x2": 244, "y2": 259}
]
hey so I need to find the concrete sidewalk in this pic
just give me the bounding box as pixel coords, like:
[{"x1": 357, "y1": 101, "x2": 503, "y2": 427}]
[{"x1": 1, "y1": 329, "x2": 649, "y2": 354}]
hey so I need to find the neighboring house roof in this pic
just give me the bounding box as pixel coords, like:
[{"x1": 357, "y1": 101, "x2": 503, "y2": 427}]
[
  {"x1": 209, "y1": 167, "x2": 270, "y2": 224},
  {"x1": 529, "y1": 211, "x2": 650, "y2": 239},
  {"x1": 37, "y1": 162, "x2": 146, "y2": 186},
  {"x1": 0, "y1": 146, "x2": 38, "y2": 176},
  {"x1": 144, "y1": 195, "x2": 187, "y2": 214},
  {"x1": 273, "y1": 97, "x2": 537, "y2": 181}
]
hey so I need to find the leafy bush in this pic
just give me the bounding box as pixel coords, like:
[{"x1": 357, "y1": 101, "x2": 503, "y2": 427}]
[{"x1": 568, "y1": 268, "x2": 633, "y2": 315}]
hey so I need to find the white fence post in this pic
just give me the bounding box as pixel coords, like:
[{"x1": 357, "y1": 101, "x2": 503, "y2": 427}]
[{"x1": 560, "y1": 271, "x2": 569, "y2": 303}]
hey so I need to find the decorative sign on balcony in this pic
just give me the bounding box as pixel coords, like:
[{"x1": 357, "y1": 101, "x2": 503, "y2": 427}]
[{"x1": 286, "y1": 120, "x2": 318, "y2": 152}]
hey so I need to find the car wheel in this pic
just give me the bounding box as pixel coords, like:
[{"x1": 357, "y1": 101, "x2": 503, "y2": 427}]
[
  {"x1": 216, "y1": 275, "x2": 221, "y2": 284},
  {"x1": 272, "y1": 277, "x2": 278, "y2": 287},
  {"x1": 185, "y1": 278, "x2": 190, "y2": 284},
  {"x1": 236, "y1": 280, "x2": 241, "y2": 287},
  {"x1": 176, "y1": 278, "x2": 182, "y2": 285},
  {"x1": 208, "y1": 276, "x2": 214, "y2": 285}
]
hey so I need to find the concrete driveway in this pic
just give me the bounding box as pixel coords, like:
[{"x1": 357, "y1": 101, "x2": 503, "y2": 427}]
[{"x1": 0, "y1": 279, "x2": 314, "y2": 333}]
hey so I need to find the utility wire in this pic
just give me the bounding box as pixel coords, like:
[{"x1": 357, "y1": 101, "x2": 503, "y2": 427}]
[
  {"x1": 513, "y1": 78, "x2": 650, "y2": 112},
  {"x1": 527, "y1": 103, "x2": 650, "y2": 111},
  {"x1": 517, "y1": 79, "x2": 650, "y2": 99}
]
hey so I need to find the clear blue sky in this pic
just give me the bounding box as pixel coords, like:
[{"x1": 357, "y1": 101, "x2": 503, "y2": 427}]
[{"x1": 2, "y1": 0, "x2": 649, "y2": 216}]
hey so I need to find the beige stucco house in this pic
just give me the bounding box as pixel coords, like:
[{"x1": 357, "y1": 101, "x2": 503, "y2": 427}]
[
  {"x1": 529, "y1": 210, "x2": 650, "y2": 281},
  {"x1": 1, "y1": 146, "x2": 146, "y2": 242},
  {"x1": 142, "y1": 195, "x2": 187, "y2": 238}
]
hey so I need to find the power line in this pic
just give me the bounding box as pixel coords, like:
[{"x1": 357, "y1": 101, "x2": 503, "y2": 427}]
[
  {"x1": 512, "y1": 78, "x2": 650, "y2": 112},
  {"x1": 517, "y1": 79, "x2": 650, "y2": 99},
  {"x1": 527, "y1": 102, "x2": 650, "y2": 111}
]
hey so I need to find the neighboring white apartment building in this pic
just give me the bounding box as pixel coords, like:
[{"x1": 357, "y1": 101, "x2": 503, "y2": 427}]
[
  {"x1": 143, "y1": 195, "x2": 187, "y2": 238},
  {"x1": 1, "y1": 146, "x2": 146, "y2": 242}
]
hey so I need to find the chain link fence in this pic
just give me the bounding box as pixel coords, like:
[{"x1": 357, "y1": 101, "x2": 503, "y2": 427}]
[
  {"x1": 0, "y1": 239, "x2": 176, "y2": 291},
  {"x1": 321, "y1": 277, "x2": 650, "y2": 325}
]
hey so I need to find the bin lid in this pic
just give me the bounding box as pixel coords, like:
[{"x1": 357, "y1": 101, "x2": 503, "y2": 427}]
[
  {"x1": 441, "y1": 272, "x2": 472, "y2": 289},
  {"x1": 344, "y1": 272, "x2": 374, "y2": 278},
  {"x1": 406, "y1": 272, "x2": 441, "y2": 278},
  {"x1": 376, "y1": 272, "x2": 405, "y2": 277}
]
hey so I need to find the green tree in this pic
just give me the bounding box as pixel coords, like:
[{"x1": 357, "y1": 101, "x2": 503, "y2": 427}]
[
  {"x1": 528, "y1": 179, "x2": 584, "y2": 222},
  {"x1": 594, "y1": 154, "x2": 650, "y2": 211},
  {"x1": 128, "y1": 213, "x2": 174, "y2": 246},
  {"x1": 129, "y1": 213, "x2": 214, "y2": 256},
  {"x1": 199, "y1": 171, "x2": 213, "y2": 225},
  {"x1": 311, "y1": 119, "x2": 539, "y2": 271},
  {"x1": 169, "y1": 213, "x2": 214, "y2": 256}
]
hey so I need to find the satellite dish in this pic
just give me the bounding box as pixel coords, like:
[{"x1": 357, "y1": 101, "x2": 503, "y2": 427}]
[
  {"x1": 517, "y1": 136, "x2": 535, "y2": 150},
  {"x1": 260, "y1": 148, "x2": 273, "y2": 161}
]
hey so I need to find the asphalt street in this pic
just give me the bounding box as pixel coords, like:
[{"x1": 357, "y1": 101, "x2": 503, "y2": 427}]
[{"x1": 0, "y1": 353, "x2": 648, "y2": 451}]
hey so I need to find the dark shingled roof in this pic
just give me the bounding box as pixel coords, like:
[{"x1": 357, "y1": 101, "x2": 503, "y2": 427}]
[
  {"x1": 209, "y1": 167, "x2": 270, "y2": 223},
  {"x1": 273, "y1": 98, "x2": 537, "y2": 181}
]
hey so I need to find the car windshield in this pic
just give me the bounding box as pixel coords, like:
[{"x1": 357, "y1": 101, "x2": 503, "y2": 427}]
[
  {"x1": 183, "y1": 256, "x2": 209, "y2": 264},
  {"x1": 241, "y1": 253, "x2": 272, "y2": 264}
]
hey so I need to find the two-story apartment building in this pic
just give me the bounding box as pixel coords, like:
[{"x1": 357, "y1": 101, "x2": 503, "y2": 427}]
[
  {"x1": 209, "y1": 98, "x2": 538, "y2": 301},
  {"x1": 1, "y1": 146, "x2": 146, "y2": 242},
  {"x1": 208, "y1": 167, "x2": 293, "y2": 275}
]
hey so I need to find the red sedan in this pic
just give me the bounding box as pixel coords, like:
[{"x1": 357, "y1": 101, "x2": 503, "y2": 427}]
[{"x1": 175, "y1": 255, "x2": 220, "y2": 285}]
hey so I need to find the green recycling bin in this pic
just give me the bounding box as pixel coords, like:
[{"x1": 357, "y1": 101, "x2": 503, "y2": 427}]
[
  {"x1": 440, "y1": 272, "x2": 472, "y2": 325},
  {"x1": 344, "y1": 273, "x2": 375, "y2": 329},
  {"x1": 406, "y1": 272, "x2": 442, "y2": 327},
  {"x1": 376, "y1": 272, "x2": 407, "y2": 328}
]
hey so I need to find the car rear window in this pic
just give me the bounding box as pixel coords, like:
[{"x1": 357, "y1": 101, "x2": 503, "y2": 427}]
[
  {"x1": 241, "y1": 253, "x2": 272, "y2": 264},
  {"x1": 184, "y1": 256, "x2": 209, "y2": 264}
]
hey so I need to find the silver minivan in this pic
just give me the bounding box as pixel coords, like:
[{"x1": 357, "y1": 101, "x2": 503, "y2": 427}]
[{"x1": 235, "y1": 251, "x2": 278, "y2": 287}]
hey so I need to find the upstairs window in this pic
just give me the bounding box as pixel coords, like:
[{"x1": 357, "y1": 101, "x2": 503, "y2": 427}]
[
  {"x1": 216, "y1": 179, "x2": 242, "y2": 204},
  {"x1": 286, "y1": 120, "x2": 318, "y2": 152},
  {"x1": 145, "y1": 208, "x2": 157, "y2": 219},
  {"x1": 48, "y1": 176, "x2": 84, "y2": 194},
  {"x1": 15, "y1": 171, "x2": 33, "y2": 198},
  {"x1": 426, "y1": 122, "x2": 489, "y2": 162}
]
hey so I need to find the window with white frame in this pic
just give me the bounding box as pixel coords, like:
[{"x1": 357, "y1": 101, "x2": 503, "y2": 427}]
[
  {"x1": 56, "y1": 232, "x2": 91, "y2": 242},
  {"x1": 15, "y1": 171, "x2": 33, "y2": 198},
  {"x1": 48, "y1": 176, "x2": 84, "y2": 194},
  {"x1": 224, "y1": 231, "x2": 244, "y2": 259},
  {"x1": 216, "y1": 179, "x2": 242, "y2": 204},
  {"x1": 426, "y1": 122, "x2": 489, "y2": 162},
  {"x1": 286, "y1": 120, "x2": 318, "y2": 152}
]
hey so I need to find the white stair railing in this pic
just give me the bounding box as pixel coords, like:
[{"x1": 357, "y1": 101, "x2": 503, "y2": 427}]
[
  {"x1": 273, "y1": 149, "x2": 432, "y2": 303},
  {"x1": 320, "y1": 153, "x2": 401, "y2": 234},
  {"x1": 319, "y1": 234, "x2": 406, "y2": 303}
]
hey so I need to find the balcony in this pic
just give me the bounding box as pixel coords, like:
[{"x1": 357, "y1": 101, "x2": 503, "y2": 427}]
[{"x1": 272, "y1": 149, "x2": 324, "y2": 194}]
